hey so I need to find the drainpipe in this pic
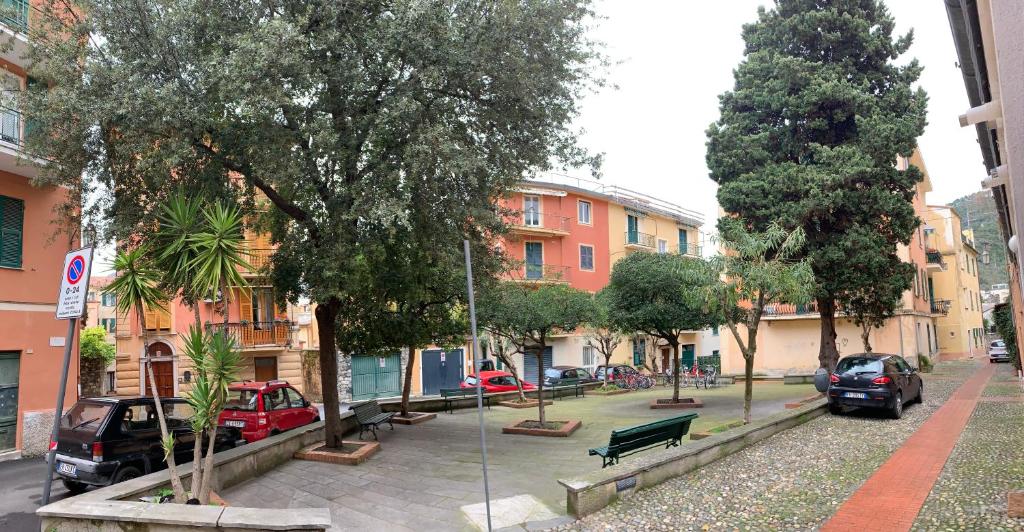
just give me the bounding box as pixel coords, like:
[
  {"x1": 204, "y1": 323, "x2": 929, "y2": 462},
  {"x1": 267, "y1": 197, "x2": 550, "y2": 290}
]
[{"x1": 898, "y1": 314, "x2": 905, "y2": 357}]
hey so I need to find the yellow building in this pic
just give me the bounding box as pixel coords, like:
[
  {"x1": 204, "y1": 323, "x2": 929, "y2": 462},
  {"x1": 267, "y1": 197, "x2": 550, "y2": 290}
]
[
  {"x1": 923, "y1": 207, "x2": 985, "y2": 359},
  {"x1": 719, "y1": 151, "x2": 941, "y2": 374}
]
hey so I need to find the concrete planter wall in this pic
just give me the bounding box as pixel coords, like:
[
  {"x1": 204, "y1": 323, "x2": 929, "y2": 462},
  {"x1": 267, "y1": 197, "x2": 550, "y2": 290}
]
[
  {"x1": 370, "y1": 381, "x2": 603, "y2": 413},
  {"x1": 558, "y1": 398, "x2": 827, "y2": 518},
  {"x1": 36, "y1": 417, "x2": 354, "y2": 530}
]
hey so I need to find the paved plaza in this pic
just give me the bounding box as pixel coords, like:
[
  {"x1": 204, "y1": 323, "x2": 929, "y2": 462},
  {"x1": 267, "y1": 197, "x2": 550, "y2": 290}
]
[{"x1": 222, "y1": 381, "x2": 817, "y2": 531}]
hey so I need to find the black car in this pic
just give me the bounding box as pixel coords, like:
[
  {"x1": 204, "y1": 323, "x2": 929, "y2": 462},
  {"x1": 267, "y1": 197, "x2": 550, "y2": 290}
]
[
  {"x1": 827, "y1": 354, "x2": 923, "y2": 418},
  {"x1": 543, "y1": 366, "x2": 596, "y2": 386},
  {"x1": 52, "y1": 396, "x2": 245, "y2": 494}
]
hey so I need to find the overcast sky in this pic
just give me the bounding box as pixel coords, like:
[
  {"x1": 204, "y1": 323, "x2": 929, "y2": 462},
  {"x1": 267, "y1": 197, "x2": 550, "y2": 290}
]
[{"x1": 572, "y1": 0, "x2": 984, "y2": 245}]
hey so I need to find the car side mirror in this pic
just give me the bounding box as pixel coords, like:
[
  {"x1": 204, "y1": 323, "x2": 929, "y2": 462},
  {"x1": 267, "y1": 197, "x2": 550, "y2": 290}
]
[{"x1": 303, "y1": 399, "x2": 311, "y2": 408}]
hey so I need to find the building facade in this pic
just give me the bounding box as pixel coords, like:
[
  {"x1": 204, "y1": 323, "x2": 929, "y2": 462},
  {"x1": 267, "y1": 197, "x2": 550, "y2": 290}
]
[
  {"x1": 0, "y1": 4, "x2": 82, "y2": 457},
  {"x1": 923, "y1": 207, "x2": 986, "y2": 359},
  {"x1": 84, "y1": 275, "x2": 117, "y2": 395}
]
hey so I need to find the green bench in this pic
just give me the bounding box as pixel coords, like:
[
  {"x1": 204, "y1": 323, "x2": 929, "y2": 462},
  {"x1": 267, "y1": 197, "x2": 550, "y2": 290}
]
[
  {"x1": 588, "y1": 413, "x2": 698, "y2": 468},
  {"x1": 352, "y1": 400, "x2": 395, "y2": 440},
  {"x1": 546, "y1": 378, "x2": 586, "y2": 400},
  {"x1": 439, "y1": 388, "x2": 493, "y2": 414}
]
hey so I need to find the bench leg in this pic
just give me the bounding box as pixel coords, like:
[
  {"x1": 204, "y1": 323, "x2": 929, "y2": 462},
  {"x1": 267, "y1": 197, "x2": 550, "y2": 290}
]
[
  {"x1": 372, "y1": 424, "x2": 379, "y2": 441},
  {"x1": 358, "y1": 425, "x2": 365, "y2": 440},
  {"x1": 389, "y1": 419, "x2": 394, "y2": 431}
]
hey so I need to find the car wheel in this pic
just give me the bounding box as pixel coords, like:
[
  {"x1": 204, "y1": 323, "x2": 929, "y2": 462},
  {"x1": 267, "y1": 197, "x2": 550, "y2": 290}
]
[
  {"x1": 828, "y1": 403, "x2": 843, "y2": 415},
  {"x1": 61, "y1": 479, "x2": 88, "y2": 495},
  {"x1": 313, "y1": 416, "x2": 321, "y2": 422},
  {"x1": 112, "y1": 465, "x2": 142, "y2": 484},
  {"x1": 916, "y1": 383, "x2": 924, "y2": 404},
  {"x1": 890, "y1": 392, "x2": 903, "y2": 419}
]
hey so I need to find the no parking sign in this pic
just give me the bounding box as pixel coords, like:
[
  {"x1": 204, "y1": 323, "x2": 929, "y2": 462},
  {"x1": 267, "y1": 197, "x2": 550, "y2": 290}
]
[{"x1": 55, "y1": 247, "x2": 94, "y2": 319}]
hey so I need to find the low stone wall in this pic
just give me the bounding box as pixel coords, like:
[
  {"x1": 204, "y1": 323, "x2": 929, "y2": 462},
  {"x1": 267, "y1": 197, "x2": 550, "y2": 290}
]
[
  {"x1": 21, "y1": 409, "x2": 56, "y2": 457},
  {"x1": 372, "y1": 382, "x2": 603, "y2": 413},
  {"x1": 37, "y1": 417, "x2": 348, "y2": 530},
  {"x1": 558, "y1": 398, "x2": 827, "y2": 518},
  {"x1": 783, "y1": 374, "x2": 816, "y2": 384}
]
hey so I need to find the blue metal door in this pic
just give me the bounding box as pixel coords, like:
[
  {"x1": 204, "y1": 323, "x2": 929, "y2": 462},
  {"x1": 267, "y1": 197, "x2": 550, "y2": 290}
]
[
  {"x1": 351, "y1": 353, "x2": 401, "y2": 401},
  {"x1": 421, "y1": 349, "x2": 464, "y2": 395}
]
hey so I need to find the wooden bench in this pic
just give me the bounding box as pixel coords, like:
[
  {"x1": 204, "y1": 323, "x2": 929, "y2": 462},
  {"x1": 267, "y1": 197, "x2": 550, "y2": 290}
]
[
  {"x1": 352, "y1": 400, "x2": 395, "y2": 440},
  {"x1": 440, "y1": 388, "x2": 493, "y2": 414},
  {"x1": 588, "y1": 413, "x2": 698, "y2": 468},
  {"x1": 546, "y1": 379, "x2": 586, "y2": 400}
]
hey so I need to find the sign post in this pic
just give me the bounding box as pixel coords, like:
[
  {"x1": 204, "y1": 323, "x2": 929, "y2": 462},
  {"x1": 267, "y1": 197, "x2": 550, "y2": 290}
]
[{"x1": 42, "y1": 247, "x2": 93, "y2": 506}]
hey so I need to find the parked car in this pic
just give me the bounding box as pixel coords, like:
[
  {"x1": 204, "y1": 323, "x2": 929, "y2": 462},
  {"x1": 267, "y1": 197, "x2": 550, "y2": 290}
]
[
  {"x1": 460, "y1": 371, "x2": 536, "y2": 393},
  {"x1": 989, "y1": 340, "x2": 1010, "y2": 363},
  {"x1": 827, "y1": 354, "x2": 923, "y2": 418},
  {"x1": 594, "y1": 364, "x2": 640, "y2": 384},
  {"x1": 218, "y1": 380, "x2": 321, "y2": 443},
  {"x1": 52, "y1": 397, "x2": 245, "y2": 494},
  {"x1": 543, "y1": 366, "x2": 597, "y2": 387}
]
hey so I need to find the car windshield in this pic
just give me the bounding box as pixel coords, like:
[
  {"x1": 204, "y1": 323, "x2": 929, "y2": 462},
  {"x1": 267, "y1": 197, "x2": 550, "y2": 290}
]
[
  {"x1": 544, "y1": 369, "x2": 562, "y2": 379},
  {"x1": 223, "y1": 389, "x2": 259, "y2": 411},
  {"x1": 836, "y1": 357, "x2": 884, "y2": 374},
  {"x1": 61, "y1": 402, "x2": 112, "y2": 432},
  {"x1": 465, "y1": 376, "x2": 478, "y2": 386},
  {"x1": 993, "y1": 341, "x2": 1006, "y2": 348},
  {"x1": 489, "y1": 376, "x2": 519, "y2": 386}
]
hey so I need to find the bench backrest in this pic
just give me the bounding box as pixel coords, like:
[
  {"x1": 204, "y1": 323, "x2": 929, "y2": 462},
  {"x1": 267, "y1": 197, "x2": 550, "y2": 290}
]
[
  {"x1": 440, "y1": 388, "x2": 473, "y2": 398},
  {"x1": 607, "y1": 413, "x2": 698, "y2": 453},
  {"x1": 558, "y1": 379, "x2": 581, "y2": 387},
  {"x1": 352, "y1": 400, "x2": 383, "y2": 422}
]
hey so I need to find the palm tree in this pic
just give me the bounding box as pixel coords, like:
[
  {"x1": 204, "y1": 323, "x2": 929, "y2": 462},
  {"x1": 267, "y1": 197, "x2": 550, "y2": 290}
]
[
  {"x1": 188, "y1": 202, "x2": 252, "y2": 327},
  {"x1": 152, "y1": 192, "x2": 206, "y2": 328},
  {"x1": 106, "y1": 247, "x2": 187, "y2": 502}
]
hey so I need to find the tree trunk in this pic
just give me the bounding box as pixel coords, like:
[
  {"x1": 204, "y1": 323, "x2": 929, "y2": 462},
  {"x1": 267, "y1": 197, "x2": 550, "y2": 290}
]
[
  {"x1": 603, "y1": 353, "x2": 612, "y2": 387},
  {"x1": 191, "y1": 426, "x2": 204, "y2": 499},
  {"x1": 818, "y1": 297, "x2": 840, "y2": 371},
  {"x1": 138, "y1": 308, "x2": 187, "y2": 503},
  {"x1": 221, "y1": 282, "x2": 230, "y2": 327},
  {"x1": 743, "y1": 353, "x2": 754, "y2": 424},
  {"x1": 193, "y1": 303, "x2": 201, "y2": 331},
  {"x1": 197, "y1": 423, "x2": 218, "y2": 503},
  {"x1": 861, "y1": 324, "x2": 872, "y2": 353},
  {"x1": 671, "y1": 341, "x2": 680, "y2": 403},
  {"x1": 400, "y1": 345, "x2": 416, "y2": 417},
  {"x1": 535, "y1": 346, "x2": 546, "y2": 426},
  {"x1": 315, "y1": 300, "x2": 345, "y2": 448}
]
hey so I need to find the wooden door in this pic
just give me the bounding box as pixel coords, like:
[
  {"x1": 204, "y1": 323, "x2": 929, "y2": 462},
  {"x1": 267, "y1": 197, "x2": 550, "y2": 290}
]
[
  {"x1": 144, "y1": 361, "x2": 175, "y2": 398},
  {"x1": 661, "y1": 348, "x2": 671, "y2": 373},
  {"x1": 254, "y1": 356, "x2": 278, "y2": 382}
]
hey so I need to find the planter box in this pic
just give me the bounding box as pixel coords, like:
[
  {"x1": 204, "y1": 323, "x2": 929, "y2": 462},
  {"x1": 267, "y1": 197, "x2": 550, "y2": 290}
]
[
  {"x1": 690, "y1": 420, "x2": 745, "y2": 440},
  {"x1": 502, "y1": 419, "x2": 581, "y2": 437},
  {"x1": 294, "y1": 440, "x2": 380, "y2": 466},
  {"x1": 785, "y1": 393, "x2": 824, "y2": 409},
  {"x1": 499, "y1": 399, "x2": 553, "y2": 409},
  {"x1": 392, "y1": 412, "x2": 436, "y2": 425},
  {"x1": 650, "y1": 397, "x2": 704, "y2": 409}
]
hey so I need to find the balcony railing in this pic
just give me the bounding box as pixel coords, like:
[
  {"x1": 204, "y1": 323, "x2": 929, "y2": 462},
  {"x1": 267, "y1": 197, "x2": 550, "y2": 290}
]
[
  {"x1": 207, "y1": 321, "x2": 292, "y2": 348},
  {"x1": 518, "y1": 263, "x2": 570, "y2": 283},
  {"x1": 625, "y1": 231, "x2": 655, "y2": 248},
  {"x1": 925, "y1": 249, "x2": 945, "y2": 271},
  {"x1": 242, "y1": 247, "x2": 273, "y2": 274},
  {"x1": 762, "y1": 301, "x2": 820, "y2": 317},
  {"x1": 930, "y1": 299, "x2": 951, "y2": 316},
  {"x1": 678, "y1": 242, "x2": 702, "y2": 257},
  {"x1": 510, "y1": 210, "x2": 571, "y2": 234},
  {"x1": 0, "y1": 0, "x2": 28, "y2": 34}
]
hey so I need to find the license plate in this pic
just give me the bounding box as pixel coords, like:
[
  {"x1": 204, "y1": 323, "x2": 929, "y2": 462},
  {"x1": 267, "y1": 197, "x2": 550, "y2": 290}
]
[
  {"x1": 57, "y1": 462, "x2": 77, "y2": 476},
  {"x1": 224, "y1": 420, "x2": 245, "y2": 428},
  {"x1": 843, "y1": 392, "x2": 867, "y2": 399}
]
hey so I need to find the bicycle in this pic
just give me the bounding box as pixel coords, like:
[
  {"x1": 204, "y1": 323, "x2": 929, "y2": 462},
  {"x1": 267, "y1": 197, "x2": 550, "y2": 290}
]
[{"x1": 703, "y1": 366, "x2": 718, "y2": 388}]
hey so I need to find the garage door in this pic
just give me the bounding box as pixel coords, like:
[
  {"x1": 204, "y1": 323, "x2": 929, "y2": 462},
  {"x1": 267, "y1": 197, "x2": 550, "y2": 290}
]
[
  {"x1": 421, "y1": 349, "x2": 464, "y2": 396},
  {"x1": 521, "y1": 347, "x2": 552, "y2": 387},
  {"x1": 351, "y1": 353, "x2": 401, "y2": 401}
]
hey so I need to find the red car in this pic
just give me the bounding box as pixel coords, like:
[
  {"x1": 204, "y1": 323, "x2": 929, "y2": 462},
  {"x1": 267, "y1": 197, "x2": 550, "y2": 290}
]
[
  {"x1": 460, "y1": 371, "x2": 537, "y2": 393},
  {"x1": 218, "y1": 381, "x2": 320, "y2": 443}
]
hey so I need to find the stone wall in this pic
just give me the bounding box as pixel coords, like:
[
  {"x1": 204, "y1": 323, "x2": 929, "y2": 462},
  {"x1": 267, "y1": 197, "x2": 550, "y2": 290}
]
[
  {"x1": 21, "y1": 410, "x2": 55, "y2": 457},
  {"x1": 337, "y1": 353, "x2": 352, "y2": 402},
  {"x1": 80, "y1": 355, "x2": 107, "y2": 398}
]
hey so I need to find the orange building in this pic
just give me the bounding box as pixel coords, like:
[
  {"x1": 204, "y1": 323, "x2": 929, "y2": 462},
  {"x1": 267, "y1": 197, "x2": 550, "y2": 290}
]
[{"x1": 0, "y1": 2, "x2": 82, "y2": 458}]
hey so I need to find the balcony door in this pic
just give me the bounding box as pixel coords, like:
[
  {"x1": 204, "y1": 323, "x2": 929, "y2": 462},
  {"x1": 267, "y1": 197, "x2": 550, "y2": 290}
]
[
  {"x1": 627, "y1": 214, "x2": 639, "y2": 244},
  {"x1": 0, "y1": 73, "x2": 18, "y2": 145},
  {"x1": 525, "y1": 242, "x2": 543, "y2": 280},
  {"x1": 523, "y1": 195, "x2": 541, "y2": 227}
]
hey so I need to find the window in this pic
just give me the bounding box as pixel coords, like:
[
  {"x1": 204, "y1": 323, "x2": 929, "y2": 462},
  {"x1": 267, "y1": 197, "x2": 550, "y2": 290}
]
[
  {"x1": 0, "y1": 194, "x2": 24, "y2": 268},
  {"x1": 582, "y1": 345, "x2": 597, "y2": 373},
  {"x1": 712, "y1": 325, "x2": 719, "y2": 336},
  {"x1": 632, "y1": 339, "x2": 645, "y2": 366},
  {"x1": 926, "y1": 324, "x2": 932, "y2": 353},
  {"x1": 285, "y1": 387, "x2": 306, "y2": 408},
  {"x1": 525, "y1": 242, "x2": 543, "y2": 279},
  {"x1": 657, "y1": 239, "x2": 668, "y2": 253},
  {"x1": 678, "y1": 228, "x2": 689, "y2": 255},
  {"x1": 101, "y1": 318, "x2": 116, "y2": 333},
  {"x1": 143, "y1": 303, "x2": 172, "y2": 331},
  {"x1": 523, "y1": 195, "x2": 540, "y2": 227},
  {"x1": 224, "y1": 389, "x2": 259, "y2": 411},
  {"x1": 102, "y1": 293, "x2": 116, "y2": 307},
  {"x1": 579, "y1": 244, "x2": 594, "y2": 271},
  {"x1": 712, "y1": 349, "x2": 720, "y2": 356},
  {"x1": 577, "y1": 200, "x2": 592, "y2": 225},
  {"x1": 87, "y1": 291, "x2": 96, "y2": 302},
  {"x1": 835, "y1": 357, "x2": 883, "y2": 374},
  {"x1": 105, "y1": 371, "x2": 116, "y2": 392},
  {"x1": 263, "y1": 388, "x2": 290, "y2": 411}
]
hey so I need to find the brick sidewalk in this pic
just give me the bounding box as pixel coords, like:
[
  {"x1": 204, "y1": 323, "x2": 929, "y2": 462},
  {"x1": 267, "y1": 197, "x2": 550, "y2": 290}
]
[{"x1": 821, "y1": 363, "x2": 996, "y2": 532}]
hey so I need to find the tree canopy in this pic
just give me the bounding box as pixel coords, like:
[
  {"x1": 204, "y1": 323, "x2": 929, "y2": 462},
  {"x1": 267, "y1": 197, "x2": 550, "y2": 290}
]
[{"x1": 706, "y1": 0, "x2": 928, "y2": 370}]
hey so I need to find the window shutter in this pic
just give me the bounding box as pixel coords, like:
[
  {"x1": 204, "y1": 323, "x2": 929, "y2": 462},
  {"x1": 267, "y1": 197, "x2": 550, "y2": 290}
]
[
  {"x1": 0, "y1": 195, "x2": 24, "y2": 268},
  {"x1": 158, "y1": 304, "x2": 171, "y2": 330},
  {"x1": 143, "y1": 305, "x2": 158, "y2": 330},
  {"x1": 238, "y1": 287, "x2": 253, "y2": 322}
]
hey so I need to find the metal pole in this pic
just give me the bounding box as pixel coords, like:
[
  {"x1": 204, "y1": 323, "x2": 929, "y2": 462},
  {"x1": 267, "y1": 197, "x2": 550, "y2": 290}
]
[
  {"x1": 42, "y1": 317, "x2": 77, "y2": 506},
  {"x1": 463, "y1": 239, "x2": 492, "y2": 532}
]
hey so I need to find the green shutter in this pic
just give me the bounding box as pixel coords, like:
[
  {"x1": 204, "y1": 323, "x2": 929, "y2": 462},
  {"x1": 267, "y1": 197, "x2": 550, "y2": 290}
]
[{"x1": 0, "y1": 195, "x2": 23, "y2": 268}]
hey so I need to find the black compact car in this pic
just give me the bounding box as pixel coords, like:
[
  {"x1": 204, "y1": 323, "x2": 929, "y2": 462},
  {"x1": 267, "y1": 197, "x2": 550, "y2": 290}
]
[
  {"x1": 827, "y1": 354, "x2": 923, "y2": 419},
  {"x1": 543, "y1": 366, "x2": 597, "y2": 386},
  {"x1": 52, "y1": 396, "x2": 245, "y2": 494}
]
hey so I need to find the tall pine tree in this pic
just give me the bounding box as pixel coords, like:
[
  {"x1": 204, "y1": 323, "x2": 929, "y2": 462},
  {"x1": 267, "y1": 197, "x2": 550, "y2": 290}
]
[{"x1": 706, "y1": 0, "x2": 927, "y2": 370}]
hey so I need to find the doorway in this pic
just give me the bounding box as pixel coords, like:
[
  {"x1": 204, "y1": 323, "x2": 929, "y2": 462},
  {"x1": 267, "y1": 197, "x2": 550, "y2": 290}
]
[
  {"x1": 681, "y1": 344, "x2": 696, "y2": 372},
  {"x1": 421, "y1": 349, "x2": 464, "y2": 396},
  {"x1": 351, "y1": 353, "x2": 402, "y2": 400},
  {"x1": 0, "y1": 352, "x2": 19, "y2": 451},
  {"x1": 254, "y1": 356, "x2": 278, "y2": 382},
  {"x1": 660, "y1": 347, "x2": 671, "y2": 373},
  {"x1": 144, "y1": 342, "x2": 175, "y2": 397}
]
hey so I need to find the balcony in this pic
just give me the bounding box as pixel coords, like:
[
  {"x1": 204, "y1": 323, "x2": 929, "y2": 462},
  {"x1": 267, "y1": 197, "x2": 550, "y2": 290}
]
[
  {"x1": 624, "y1": 231, "x2": 655, "y2": 249},
  {"x1": 678, "y1": 242, "x2": 702, "y2": 257},
  {"x1": 207, "y1": 321, "x2": 292, "y2": 349},
  {"x1": 240, "y1": 247, "x2": 272, "y2": 276},
  {"x1": 930, "y1": 299, "x2": 951, "y2": 316},
  {"x1": 509, "y1": 211, "x2": 570, "y2": 237},
  {"x1": 513, "y1": 263, "x2": 570, "y2": 284},
  {"x1": 0, "y1": 1, "x2": 29, "y2": 68},
  {"x1": 925, "y1": 249, "x2": 945, "y2": 272},
  {"x1": 761, "y1": 301, "x2": 820, "y2": 319}
]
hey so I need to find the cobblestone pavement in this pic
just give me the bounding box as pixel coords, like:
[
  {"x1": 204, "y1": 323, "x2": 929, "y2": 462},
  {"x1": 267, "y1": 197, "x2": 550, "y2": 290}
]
[
  {"x1": 912, "y1": 363, "x2": 1024, "y2": 532},
  {"x1": 222, "y1": 381, "x2": 815, "y2": 531},
  {"x1": 559, "y1": 362, "x2": 978, "y2": 531}
]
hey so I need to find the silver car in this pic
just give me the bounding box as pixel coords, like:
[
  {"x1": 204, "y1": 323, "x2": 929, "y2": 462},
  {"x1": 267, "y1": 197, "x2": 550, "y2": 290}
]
[{"x1": 989, "y1": 340, "x2": 1010, "y2": 363}]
